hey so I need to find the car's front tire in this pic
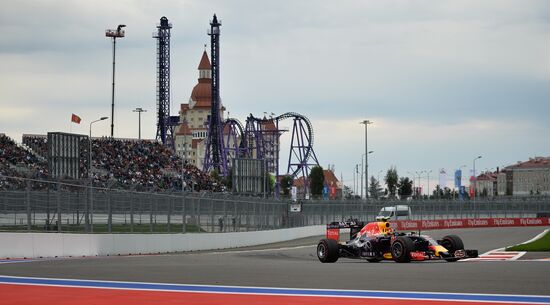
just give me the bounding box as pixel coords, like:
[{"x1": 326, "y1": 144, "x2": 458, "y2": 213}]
[
  {"x1": 441, "y1": 235, "x2": 464, "y2": 262},
  {"x1": 391, "y1": 236, "x2": 413, "y2": 263},
  {"x1": 317, "y1": 238, "x2": 339, "y2": 263}
]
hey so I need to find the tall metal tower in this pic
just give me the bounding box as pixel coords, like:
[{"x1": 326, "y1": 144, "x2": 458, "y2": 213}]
[
  {"x1": 203, "y1": 14, "x2": 227, "y2": 175},
  {"x1": 153, "y1": 16, "x2": 178, "y2": 147}
]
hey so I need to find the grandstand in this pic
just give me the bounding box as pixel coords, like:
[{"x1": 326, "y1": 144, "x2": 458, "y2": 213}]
[{"x1": 1, "y1": 134, "x2": 222, "y2": 192}]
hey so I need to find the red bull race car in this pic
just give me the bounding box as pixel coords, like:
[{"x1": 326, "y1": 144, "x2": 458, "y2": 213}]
[{"x1": 317, "y1": 219, "x2": 478, "y2": 263}]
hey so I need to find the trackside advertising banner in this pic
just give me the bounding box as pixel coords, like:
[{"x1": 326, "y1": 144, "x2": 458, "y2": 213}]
[{"x1": 391, "y1": 217, "x2": 550, "y2": 231}]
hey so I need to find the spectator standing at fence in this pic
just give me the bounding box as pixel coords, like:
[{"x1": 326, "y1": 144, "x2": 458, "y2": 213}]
[{"x1": 218, "y1": 217, "x2": 224, "y2": 232}]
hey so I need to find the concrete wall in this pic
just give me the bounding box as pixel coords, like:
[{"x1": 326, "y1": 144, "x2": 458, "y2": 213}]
[{"x1": 0, "y1": 225, "x2": 325, "y2": 259}]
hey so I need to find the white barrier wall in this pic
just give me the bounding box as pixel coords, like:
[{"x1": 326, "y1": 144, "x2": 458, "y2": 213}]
[{"x1": 0, "y1": 226, "x2": 325, "y2": 259}]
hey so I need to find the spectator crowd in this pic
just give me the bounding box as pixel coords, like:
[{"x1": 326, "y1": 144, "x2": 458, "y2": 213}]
[
  {"x1": 1, "y1": 134, "x2": 48, "y2": 189},
  {"x1": 1, "y1": 134, "x2": 223, "y2": 192}
]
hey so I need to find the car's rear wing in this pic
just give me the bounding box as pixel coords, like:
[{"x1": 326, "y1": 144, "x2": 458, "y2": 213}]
[{"x1": 326, "y1": 220, "x2": 365, "y2": 241}]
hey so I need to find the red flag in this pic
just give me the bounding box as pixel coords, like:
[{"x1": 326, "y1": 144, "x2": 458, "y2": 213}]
[{"x1": 71, "y1": 114, "x2": 81, "y2": 124}]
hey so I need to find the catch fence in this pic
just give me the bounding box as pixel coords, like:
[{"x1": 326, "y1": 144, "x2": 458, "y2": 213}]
[{"x1": 1, "y1": 176, "x2": 549, "y2": 233}]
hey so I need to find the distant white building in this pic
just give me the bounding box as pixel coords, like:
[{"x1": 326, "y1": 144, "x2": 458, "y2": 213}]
[
  {"x1": 507, "y1": 157, "x2": 550, "y2": 195},
  {"x1": 480, "y1": 157, "x2": 550, "y2": 196}
]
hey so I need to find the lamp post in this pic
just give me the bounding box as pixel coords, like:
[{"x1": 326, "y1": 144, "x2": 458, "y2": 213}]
[
  {"x1": 352, "y1": 164, "x2": 357, "y2": 198},
  {"x1": 360, "y1": 120, "x2": 372, "y2": 199},
  {"x1": 456, "y1": 164, "x2": 467, "y2": 199},
  {"x1": 89, "y1": 116, "x2": 108, "y2": 233},
  {"x1": 459, "y1": 164, "x2": 466, "y2": 186},
  {"x1": 473, "y1": 155, "x2": 482, "y2": 216},
  {"x1": 426, "y1": 170, "x2": 433, "y2": 199},
  {"x1": 415, "y1": 170, "x2": 424, "y2": 196},
  {"x1": 132, "y1": 107, "x2": 147, "y2": 139},
  {"x1": 105, "y1": 24, "x2": 126, "y2": 137},
  {"x1": 360, "y1": 151, "x2": 374, "y2": 199},
  {"x1": 407, "y1": 171, "x2": 415, "y2": 195},
  {"x1": 355, "y1": 164, "x2": 359, "y2": 197}
]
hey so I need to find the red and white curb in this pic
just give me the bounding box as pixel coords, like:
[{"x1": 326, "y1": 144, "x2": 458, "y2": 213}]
[{"x1": 462, "y1": 248, "x2": 526, "y2": 262}]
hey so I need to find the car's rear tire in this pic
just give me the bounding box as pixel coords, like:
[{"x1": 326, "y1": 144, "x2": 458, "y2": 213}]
[
  {"x1": 317, "y1": 239, "x2": 339, "y2": 263},
  {"x1": 441, "y1": 235, "x2": 464, "y2": 262},
  {"x1": 391, "y1": 236, "x2": 413, "y2": 263}
]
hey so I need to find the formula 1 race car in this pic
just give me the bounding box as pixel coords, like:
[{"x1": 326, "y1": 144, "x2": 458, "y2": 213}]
[{"x1": 317, "y1": 219, "x2": 478, "y2": 263}]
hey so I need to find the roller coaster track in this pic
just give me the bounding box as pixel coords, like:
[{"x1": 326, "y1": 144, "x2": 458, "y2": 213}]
[
  {"x1": 223, "y1": 118, "x2": 244, "y2": 137},
  {"x1": 274, "y1": 112, "x2": 315, "y2": 167},
  {"x1": 222, "y1": 112, "x2": 318, "y2": 188},
  {"x1": 222, "y1": 118, "x2": 245, "y2": 159}
]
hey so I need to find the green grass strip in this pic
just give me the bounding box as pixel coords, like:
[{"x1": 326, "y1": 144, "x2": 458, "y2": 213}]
[{"x1": 506, "y1": 229, "x2": 550, "y2": 252}]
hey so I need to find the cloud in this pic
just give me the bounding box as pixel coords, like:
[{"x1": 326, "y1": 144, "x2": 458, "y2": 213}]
[
  {"x1": 1, "y1": 0, "x2": 549, "y2": 189},
  {"x1": 308, "y1": 117, "x2": 549, "y2": 184}
]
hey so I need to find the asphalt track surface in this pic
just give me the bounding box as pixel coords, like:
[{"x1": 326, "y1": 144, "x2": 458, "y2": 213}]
[{"x1": 1, "y1": 227, "x2": 549, "y2": 296}]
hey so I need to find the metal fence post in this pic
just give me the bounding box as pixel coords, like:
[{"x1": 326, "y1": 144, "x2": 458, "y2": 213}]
[
  {"x1": 150, "y1": 194, "x2": 154, "y2": 233},
  {"x1": 26, "y1": 180, "x2": 31, "y2": 231},
  {"x1": 167, "y1": 196, "x2": 172, "y2": 233},
  {"x1": 193, "y1": 197, "x2": 198, "y2": 233},
  {"x1": 130, "y1": 193, "x2": 134, "y2": 233},
  {"x1": 56, "y1": 181, "x2": 61, "y2": 232},
  {"x1": 211, "y1": 199, "x2": 216, "y2": 233},
  {"x1": 233, "y1": 199, "x2": 238, "y2": 232},
  {"x1": 107, "y1": 190, "x2": 112, "y2": 233},
  {"x1": 182, "y1": 194, "x2": 186, "y2": 233},
  {"x1": 222, "y1": 199, "x2": 227, "y2": 232},
  {"x1": 91, "y1": 186, "x2": 95, "y2": 233},
  {"x1": 197, "y1": 197, "x2": 202, "y2": 233}
]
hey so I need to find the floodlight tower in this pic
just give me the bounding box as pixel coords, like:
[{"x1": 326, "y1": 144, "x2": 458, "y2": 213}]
[
  {"x1": 203, "y1": 14, "x2": 227, "y2": 175},
  {"x1": 105, "y1": 24, "x2": 126, "y2": 137},
  {"x1": 153, "y1": 16, "x2": 175, "y2": 146}
]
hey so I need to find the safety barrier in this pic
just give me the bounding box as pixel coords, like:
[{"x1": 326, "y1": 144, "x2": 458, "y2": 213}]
[
  {"x1": 0, "y1": 225, "x2": 324, "y2": 259},
  {"x1": 392, "y1": 217, "x2": 550, "y2": 231}
]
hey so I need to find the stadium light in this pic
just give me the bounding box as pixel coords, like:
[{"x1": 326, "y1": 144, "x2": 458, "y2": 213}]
[
  {"x1": 132, "y1": 108, "x2": 147, "y2": 140},
  {"x1": 105, "y1": 24, "x2": 126, "y2": 137},
  {"x1": 360, "y1": 120, "x2": 373, "y2": 200}
]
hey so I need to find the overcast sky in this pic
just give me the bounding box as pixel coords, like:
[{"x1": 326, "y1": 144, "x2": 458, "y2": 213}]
[{"x1": 1, "y1": 1, "x2": 549, "y2": 194}]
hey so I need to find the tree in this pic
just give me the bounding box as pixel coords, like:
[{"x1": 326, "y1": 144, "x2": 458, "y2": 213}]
[
  {"x1": 309, "y1": 165, "x2": 325, "y2": 198},
  {"x1": 210, "y1": 170, "x2": 221, "y2": 182},
  {"x1": 397, "y1": 177, "x2": 413, "y2": 198},
  {"x1": 343, "y1": 185, "x2": 353, "y2": 199},
  {"x1": 433, "y1": 184, "x2": 443, "y2": 198},
  {"x1": 481, "y1": 187, "x2": 488, "y2": 198},
  {"x1": 280, "y1": 175, "x2": 293, "y2": 196},
  {"x1": 443, "y1": 187, "x2": 452, "y2": 199},
  {"x1": 368, "y1": 176, "x2": 383, "y2": 199},
  {"x1": 385, "y1": 167, "x2": 398, "y2": 198},
  {"x1": 267, "y1": 172, "x2": 275, "y2": 194},
  {"x1": 222, "y1": 167, "x2": 233, "y2": 190}
]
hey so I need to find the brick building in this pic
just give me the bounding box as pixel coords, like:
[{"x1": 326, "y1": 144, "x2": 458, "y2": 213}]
[{"x1": 174, "y1": 51, "x2": 225, "y2": 168}]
